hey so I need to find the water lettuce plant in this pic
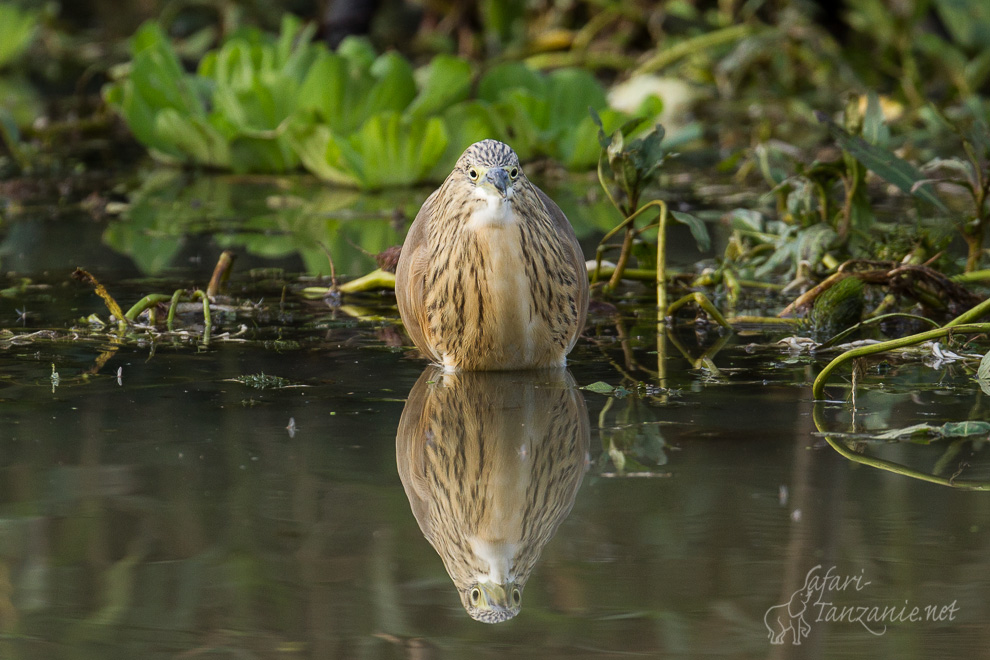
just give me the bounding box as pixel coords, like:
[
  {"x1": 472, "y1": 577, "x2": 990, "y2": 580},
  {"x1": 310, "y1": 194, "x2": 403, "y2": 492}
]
[
  {"x1": 105, "y1": 19, "x2": 641, "y2": 188},
  {"x1": 104, "y1": 16, "x2": 318, "y2": 171}
]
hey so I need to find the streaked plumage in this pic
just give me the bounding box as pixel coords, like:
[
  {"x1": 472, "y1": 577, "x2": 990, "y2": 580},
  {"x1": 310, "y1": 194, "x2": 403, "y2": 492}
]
[
  {"x1": 396, "y1": 367, "x2": 590, "y2": 623},
  {"x1": 395, "y1": 140, "x2": 589, "y2": 371}
]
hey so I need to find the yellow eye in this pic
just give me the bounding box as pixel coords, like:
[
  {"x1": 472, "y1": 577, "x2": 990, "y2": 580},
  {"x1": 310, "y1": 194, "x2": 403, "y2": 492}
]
[
  {"x1": 509, "y1": 167, "x2": 519, "y2": 179},
  {"x1": 468, "y1": 168, "x2": 479, "y2": 181},
  {"x1": 470, "y1": 588, "x2": 481, "y2": 605}
]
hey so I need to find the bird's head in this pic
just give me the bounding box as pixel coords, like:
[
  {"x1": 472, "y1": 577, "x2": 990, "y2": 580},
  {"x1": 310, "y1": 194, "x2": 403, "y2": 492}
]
[
  {"x1": 454, "y1": 139, "x2": 523, "y2": 201},
  {"x1": 460, "y1": 580, "x2": 522, "y2": 624}
]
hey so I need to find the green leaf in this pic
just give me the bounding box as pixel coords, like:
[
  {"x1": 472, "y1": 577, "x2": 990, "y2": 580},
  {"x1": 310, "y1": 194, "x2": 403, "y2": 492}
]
[
  {"x1": 977, "y1": 351, "x2": 990, "y2": 381},
  {"x1": 873, "y1": 423, "x2": 940, "y2": 440},
  {"x1": 407, "y1": 55, "x2": 473, "y2": 119},
  {"x1": 582, "y1": 381, "x2": 616, "y2": 395},
  {"x1": 629, "y1": 125, "x2": 668, "y2": 181},
  {"x1": 933, "y1": 0, "x2": 990, "y2": 49},
  {"x1": 287, "y1": 118, "x2": 360, "y2": 186},
  {"x1": 726, "y1": 208, "x2": 764, "y2": 232},
  {"x1": 940, "y1": 421, "x2": 990, "y2": 437},
  {"x1": 365, "y1": 52, "x2": 417, "y2": 117},
  {"x1": 336, "y1": 36, "x2": 377, "y2": 71},
  {"x1": 478, "y1": 61, "x2": 546, "y2": 102},
  {"x1": 590, "y1": 107, "x2": 609, "y2": 148},
  {"x1": 348, "y1": 113, "x2": 447, "y2": 188},
  {"x1": 671, "y1": 211, "x2": 711, "y2": 252},
  {"x1": 297, "y1": 51, "x2": 353, "y2": 128},
  {"x1": 558, "y1": 111, "x2": 623, "y2": 170},
  {"x1": 816, "y1": 111, "x2": 949, "y2": 212},
  {"x1": 154, "y1": 109, "x2": 231, "y2": 167},
  {"x1": 546, "y1": 68, "x2": 608, "y2": 136},
  {"x1": 0, "y1": 5, "x2": 38, "y2": 68},
  {"x1": 293, "y1": 112, "x2": 448, "y2": 188},
  {"x1": 861, "y1": 92, "x2": 889, "y2": 146}
]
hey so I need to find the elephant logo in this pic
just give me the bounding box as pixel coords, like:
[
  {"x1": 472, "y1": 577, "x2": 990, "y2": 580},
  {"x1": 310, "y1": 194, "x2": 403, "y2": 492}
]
[{"x1": 764, "y1": 566, "x2": 818, "y2": 645}]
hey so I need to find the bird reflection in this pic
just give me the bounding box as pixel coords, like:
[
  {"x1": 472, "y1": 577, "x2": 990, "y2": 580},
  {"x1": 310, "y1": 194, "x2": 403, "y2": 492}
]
[{"x1": 396, "y1": 366, "x2": 589, "y2": 623}]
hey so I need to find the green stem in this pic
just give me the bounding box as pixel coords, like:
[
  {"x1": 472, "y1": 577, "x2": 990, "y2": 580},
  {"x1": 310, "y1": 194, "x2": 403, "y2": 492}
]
[
  {"x1": 945, "y1": 297, "x2": 990, "y2": 327},
  {"x1": 727, "y1": 315, "x2": 802, "y2": 326},
  {"x1": 813, "y1": 404, "x2": 990, "y2": 490},
  {"x1": 951, "y1": 269, "x2": 990, "y2": 284},
  {"x1": 598, "y1": 199, "x2": 665, "y2": 244},
  {"x1": 166, "y1": 289, "x2": 184, "y2": 332},
  {"x1": 665, "y1": 292, "x2": 732, "y2": 329},
  {"x1": 338, "y1": 269, "x2": 396, "y2": 294},
  {"x1": 124, "y1": 294, "x2": 174, "y2": 322},
  {"x1": 524, "y1": 51, "x2": 636, "y2": 71},
  {"x1": 589, "y1": 266, "x2": 660, "y2": 282},
  {"x1": 812, "y1": 323, "x2": 990, "y2": 399},
  {"x1": 633, "y1": 23, "x2": 755, "y2": 76},
  {"x1": 194, "y1": 291, "x2": 211, "y2": 345},
  {"x1": 817, "y1": 312, "x2": 940, "y2": 349},
  {"x1": 656, "y1": 200, "x2": 668, "y2": 317},
  {"x1": 607, "y1": 228, "x2": 636, "y2": 291}
]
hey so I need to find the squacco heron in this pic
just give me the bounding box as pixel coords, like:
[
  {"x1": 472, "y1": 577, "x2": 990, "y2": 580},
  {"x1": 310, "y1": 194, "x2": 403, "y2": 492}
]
[
  {"x1": 395, "y1": 140, "x2": 589, "y2": 371},
  {"x1": 396, "y1": 367, "x2": 590, "y2": 622}
]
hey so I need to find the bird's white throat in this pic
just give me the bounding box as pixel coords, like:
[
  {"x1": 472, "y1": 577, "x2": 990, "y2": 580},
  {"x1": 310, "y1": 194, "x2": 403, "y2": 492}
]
[
  {"x1": 466, "y1": 187, "x2": 516, "y2": 229},
  {"x1": 468, "y1": 536, "x2": 516, "y2": 583}
]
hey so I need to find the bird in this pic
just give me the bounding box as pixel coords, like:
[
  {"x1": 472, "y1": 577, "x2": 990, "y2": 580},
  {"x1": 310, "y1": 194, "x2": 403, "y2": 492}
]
[
  {"x1": 396, "y1": 366, "x2": 590, "y2": 623},
  {"x1": 395, "y1": 139, "x2": 589, "y2": 371}
]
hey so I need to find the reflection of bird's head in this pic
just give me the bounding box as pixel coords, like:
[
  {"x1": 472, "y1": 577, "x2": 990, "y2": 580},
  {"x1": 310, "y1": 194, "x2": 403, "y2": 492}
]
[
  {"x1": 396, "y1": 368, "x2": 590, "y2": 624},
  {"x1": 451, "y1": 139, "x2": 523, "y2": 201},
  {"x1": 462, "y1": 580, "x2": 522, "y2": 623}
]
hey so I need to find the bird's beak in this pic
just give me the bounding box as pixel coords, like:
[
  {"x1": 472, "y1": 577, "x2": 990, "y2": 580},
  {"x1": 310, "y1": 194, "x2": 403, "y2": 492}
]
[
  {"x1": 482, "y1": 167, "x2": 511, "y2": 198},
  {"x1": 480, "y1": 582, "x2": 510, "y2": 609}
]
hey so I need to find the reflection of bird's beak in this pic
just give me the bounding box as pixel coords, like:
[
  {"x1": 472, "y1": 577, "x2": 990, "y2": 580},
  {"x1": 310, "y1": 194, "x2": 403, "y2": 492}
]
[
  {"x1": 480, "y1": 582, "x2": 510, "y2": 609},
  {"x1": 482, "y1": 167, "x2": 511, "y2": 198}
]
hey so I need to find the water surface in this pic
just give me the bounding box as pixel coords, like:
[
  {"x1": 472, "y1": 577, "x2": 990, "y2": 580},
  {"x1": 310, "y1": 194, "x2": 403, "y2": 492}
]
[{"x1": 0, "y1": 174, "x2": 987, "y2": 658}]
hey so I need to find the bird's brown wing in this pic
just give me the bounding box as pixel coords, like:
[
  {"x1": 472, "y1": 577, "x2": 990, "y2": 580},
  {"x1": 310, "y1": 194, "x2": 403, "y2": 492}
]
[
  {"x1": 395, "y1": 190, "x2": 440, "y2": 363},
  {"x1": 395, "y1": 366, "x2": 442, "y2": 541},
  {"x1": 535, "y1": 187, "x2": 589, "y2": 349}
]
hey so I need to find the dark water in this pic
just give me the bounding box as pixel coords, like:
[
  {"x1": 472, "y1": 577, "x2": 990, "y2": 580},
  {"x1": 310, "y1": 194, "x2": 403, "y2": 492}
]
[{"x1": 1, "y1": 175, "x2": 988, "y2": 658}]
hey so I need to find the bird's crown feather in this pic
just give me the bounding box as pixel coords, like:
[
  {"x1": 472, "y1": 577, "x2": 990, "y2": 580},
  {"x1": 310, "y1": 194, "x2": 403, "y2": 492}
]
[{"x1": 456, "y1": 139, "x2": 519, "y2": 170}]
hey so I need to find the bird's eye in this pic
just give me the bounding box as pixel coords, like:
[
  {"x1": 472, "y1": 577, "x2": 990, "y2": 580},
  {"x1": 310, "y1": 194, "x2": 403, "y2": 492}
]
[
  {"x1": 512, "y1": 588, "x2": 521, "y2": 606},
  {"x1": 470, "y1": 588, "x2": 481, "y2": 605},
  {"x1": 509, "y1": 167, "x2": 519, "y2": 179},
  {"x1": 468, "y1": 168, "x2": 479, "y2": 181}
]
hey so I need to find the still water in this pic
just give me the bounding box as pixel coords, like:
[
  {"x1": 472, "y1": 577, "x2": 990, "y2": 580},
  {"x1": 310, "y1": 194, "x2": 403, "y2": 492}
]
[{"x1": 1, "y1": 175, "x2": 988, "y2": 658}]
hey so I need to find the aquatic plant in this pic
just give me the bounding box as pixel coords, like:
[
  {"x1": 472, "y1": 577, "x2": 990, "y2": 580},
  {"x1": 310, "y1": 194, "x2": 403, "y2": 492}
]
[
  {"x1": 104, "y1": 16, "x2": 317, "y2": 171},
  {"x1": 920, "y1": 103, "x2": 990, "y2": 272},
  {"x1": 590, "y1": 110, "x2": 709, "y2": 313},
  {"x1": 104, "y1": 19, "x2": 641, "y2": 187}
]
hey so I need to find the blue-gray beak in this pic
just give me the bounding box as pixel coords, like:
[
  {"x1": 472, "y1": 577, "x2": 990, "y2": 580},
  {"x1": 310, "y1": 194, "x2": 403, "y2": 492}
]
[{"x1": 485, "y1": 167, "x2": 511, "y2": 197}]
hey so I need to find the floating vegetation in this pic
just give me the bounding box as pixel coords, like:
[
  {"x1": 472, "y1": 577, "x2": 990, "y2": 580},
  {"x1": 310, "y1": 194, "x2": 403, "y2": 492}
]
[
  {"x1": 226, "y1": 373, "x2": 293, "y2": 389},
  {"x1": 581, "y1": 381, "x2": 631, "y2": 397},
  {"x1": 103, "y1": 17, "x2": 637, "y2": 187}
]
